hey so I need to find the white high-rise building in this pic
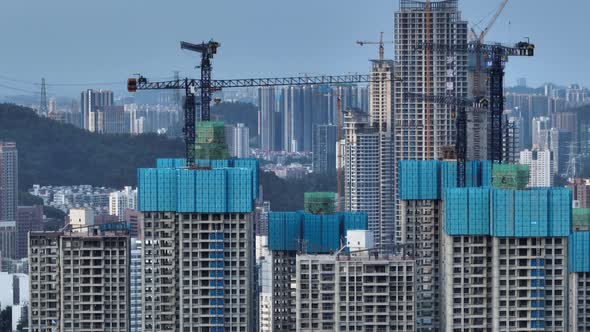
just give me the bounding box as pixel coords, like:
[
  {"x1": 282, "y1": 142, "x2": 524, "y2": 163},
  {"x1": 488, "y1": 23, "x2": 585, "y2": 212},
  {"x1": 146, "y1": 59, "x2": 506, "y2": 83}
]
[
  {"x1": 225, "y1": 123, "x2": 250, "y2": 158},
  {"x1": 109, "y1": 186, "x2": 138, "y2": 221},
  {"x1": 393, "y1": 0, "x2": 468, "y2": 245},
  {"x1": 532, "y1": 116, "x2": 551, "y2": 149},
  {"x1": 343, "y1": 110, "x2": 380, "y2": 242},
  {"x1": 342, "y1": 59, "x2": 395, "y2": 250},
  {"x1": 520, "y1": 149, "x2": 554, "y2": 187}
]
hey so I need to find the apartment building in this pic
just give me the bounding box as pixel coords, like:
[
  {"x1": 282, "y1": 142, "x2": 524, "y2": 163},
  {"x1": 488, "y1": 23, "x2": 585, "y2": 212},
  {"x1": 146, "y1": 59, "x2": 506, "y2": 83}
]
[
  {"x1": 138, "y1": 158, "x2": 259, "y2": 332},
  {"x1": 441, "y1": 186, "x2": 571, "y2": 331},
  {"x1": 28, "y1": 224, "x2": 130, "y2": 332},
  {"x1": 294, "y1": 254, "x2": 416, "y2": 331}
]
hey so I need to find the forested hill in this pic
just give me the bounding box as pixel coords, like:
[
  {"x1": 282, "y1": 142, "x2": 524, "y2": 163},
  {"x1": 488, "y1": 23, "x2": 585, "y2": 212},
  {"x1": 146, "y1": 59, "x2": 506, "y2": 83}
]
[
  {"x1": 0, "y1": 103, "x2": 184, "y2": 189},
  {"x1": 0, "y1": 104, "x2": 335, "y2": 211}
]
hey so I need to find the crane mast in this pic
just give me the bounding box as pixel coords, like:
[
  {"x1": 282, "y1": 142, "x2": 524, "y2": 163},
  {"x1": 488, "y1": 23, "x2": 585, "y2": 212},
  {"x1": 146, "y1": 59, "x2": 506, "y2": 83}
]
[{"x1": 414, "y1": 40, "x2": 534, "y2": 186}]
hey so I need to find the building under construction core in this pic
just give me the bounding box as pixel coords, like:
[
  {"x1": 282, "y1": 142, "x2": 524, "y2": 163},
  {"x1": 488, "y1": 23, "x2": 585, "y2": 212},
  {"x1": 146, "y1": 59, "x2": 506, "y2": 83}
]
[{"x1": 393, "y1": 0, "x2": 469, "y2": 254}]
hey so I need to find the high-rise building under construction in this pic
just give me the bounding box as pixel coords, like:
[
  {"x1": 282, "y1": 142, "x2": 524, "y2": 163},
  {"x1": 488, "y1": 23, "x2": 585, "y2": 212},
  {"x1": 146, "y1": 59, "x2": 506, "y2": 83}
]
[
  {"x1": 393, "y1": 0, "x2": 468, "y2": 245},
  {"x1": 138, "y1": 158, "x2": 259, "y2": 332}
]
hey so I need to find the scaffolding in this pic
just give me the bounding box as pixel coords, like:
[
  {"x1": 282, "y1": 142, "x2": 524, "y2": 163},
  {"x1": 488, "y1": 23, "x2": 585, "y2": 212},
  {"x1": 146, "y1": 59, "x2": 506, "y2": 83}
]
[
  {"x1": 194, "y1": 121, "x2": 230, "y2": 160},
  {"x1": 492, "y1": 164, "x2": 529, "y2": 190},
  {"x1": 573, "y1": 208, "x2": 590, "y2": 230},
  {"x1": 304, "y1": 192, "x2": 337, "y2": 215}
]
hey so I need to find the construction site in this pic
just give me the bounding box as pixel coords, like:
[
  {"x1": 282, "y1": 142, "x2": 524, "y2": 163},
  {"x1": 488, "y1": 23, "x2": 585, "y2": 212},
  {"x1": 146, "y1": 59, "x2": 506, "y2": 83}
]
[{"x1": 23, "y1": 0, "x2": 590, "y2": 332}]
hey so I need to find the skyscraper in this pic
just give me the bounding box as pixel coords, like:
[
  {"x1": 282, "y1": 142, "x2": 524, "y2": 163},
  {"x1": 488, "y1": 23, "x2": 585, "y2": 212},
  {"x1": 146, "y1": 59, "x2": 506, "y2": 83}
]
[
  {"x1": 272, "y1": 85, "x2": 367, "y2": 153},
  {"x1": 312, "y1": 124, "x2": 337, "y2": 176},
  {"x1": 139, "y1": 158, "x2": 258, "y2": 332},
  {"x1": 80, "y1": 89, "x2": 114, "y2": 131},
  {"x1": 258, "y1": 87, "x2": 277, "y2": 152},
  {"x1": 399, "y1": 160, "x2": 492, "y2": 331},
  {"x1": 394, "y1": 0, "x2": 468, "y2": 245},
  {"x1": 367, "y1": 59, "x2": 396, "y2": 249},
  {"x1": 343, "y1": 110, "x2": 380, "y2": 239},
  {"x1": 0, "y1": 142, "x2": 18, "y2": 222},
  {"x1": 225, "y1": 123, "x2": 250, "y2": 158}
]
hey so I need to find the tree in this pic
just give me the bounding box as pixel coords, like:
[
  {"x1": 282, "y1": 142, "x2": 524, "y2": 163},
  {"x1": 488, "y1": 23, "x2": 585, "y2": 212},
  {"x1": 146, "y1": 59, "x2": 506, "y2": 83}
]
[
  {"x1": 0, "y1": 103, "x2": 184, "y2": 189},
  {"x1": 0, "y1": 306, "x2": 11, "y2": 332}
]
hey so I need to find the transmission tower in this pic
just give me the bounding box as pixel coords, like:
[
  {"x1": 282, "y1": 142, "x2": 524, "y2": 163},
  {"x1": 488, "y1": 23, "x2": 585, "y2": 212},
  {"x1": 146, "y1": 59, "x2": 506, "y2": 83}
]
[{"x1": 39, "y1": 78, "x2": 48, "y2": 116}]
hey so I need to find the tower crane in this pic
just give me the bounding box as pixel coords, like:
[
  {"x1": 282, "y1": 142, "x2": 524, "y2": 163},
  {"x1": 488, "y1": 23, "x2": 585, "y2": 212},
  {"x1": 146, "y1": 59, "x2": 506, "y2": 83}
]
[
  {"x1": 180, "y1": 40, "x2": 220, "y2": 122},
  {"x1": 404, "y1": 92, "x2": 489, "y2": 187},
  {"x1": 315, "y1": 89, "x2": 344, "y2": 211},
  {"x1": 413, "y1": 40, "x2": 534, "y2": 186},
  {"x1": 356, "y1": 32, "x2": 394, "y2": 62},
  {"x1": 470, "y1": 0, "x2": 510, "y2": 97},
  {"x1": 127, "y1": 40, "x2": 403, "y2": 167}
]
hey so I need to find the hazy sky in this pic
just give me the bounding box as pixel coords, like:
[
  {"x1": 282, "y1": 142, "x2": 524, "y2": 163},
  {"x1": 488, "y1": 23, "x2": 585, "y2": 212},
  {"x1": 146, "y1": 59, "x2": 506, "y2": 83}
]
[{"x1": 0, "y1": 0, "x2": 588, "y2": 97}]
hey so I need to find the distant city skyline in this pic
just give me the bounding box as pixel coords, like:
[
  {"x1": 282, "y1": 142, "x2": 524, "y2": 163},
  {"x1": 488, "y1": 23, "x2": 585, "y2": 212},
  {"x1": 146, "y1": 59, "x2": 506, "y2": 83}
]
[{"x1": 0, "y1": 0, "x2": 588, "y2": 97}]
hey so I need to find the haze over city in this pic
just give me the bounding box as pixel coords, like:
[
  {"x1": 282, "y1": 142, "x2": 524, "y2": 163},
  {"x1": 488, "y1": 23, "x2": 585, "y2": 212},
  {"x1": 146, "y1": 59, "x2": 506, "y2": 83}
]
[{"x1": 0, "y1": 0, "x2": 588, "y2": 96}]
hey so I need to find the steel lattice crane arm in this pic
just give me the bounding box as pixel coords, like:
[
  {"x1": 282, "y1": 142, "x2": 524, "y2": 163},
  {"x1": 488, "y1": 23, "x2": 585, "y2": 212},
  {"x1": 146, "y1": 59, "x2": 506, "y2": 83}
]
[
  {"x1": 127, "y1": 73, "x2": 402, "y2": 168},
  {"x1": 127, "y1": 38, "x2": 404, "y2": 167},
  {"x1": 414, "y1": 40, "x2": 534, "y2": 57},
  {"x1": 128, "y1": 74, "x2": 401, "y2": 92},
  {"x1": 403, "y1": 92, "x2": 489, "y2": 109}
]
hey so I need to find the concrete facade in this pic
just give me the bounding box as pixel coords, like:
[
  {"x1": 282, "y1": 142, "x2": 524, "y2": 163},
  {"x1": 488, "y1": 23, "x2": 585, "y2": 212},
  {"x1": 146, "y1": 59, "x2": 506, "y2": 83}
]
[
  {"x1": 28, "y1": 227, "x2": 130, "y2": 332},
  {"x1": 393, "y1": 0, "x2": 468, "y2": 246},
  {"x1": 130, "y1": 239, "x2": 142, "y2": 332},
  {"x1": 400, "y1": 199, "x2": 441, "y2": 331},
  {"x1": 569, "y1": 272, "x2": 590, "y2": 331},
  {"x1": 441, "y1": 235, "x2": 568, "y2": 331},
  {"x1": 141, "y1": 212, "x2": 254, "y2": 332},
  {"x1": 0, "y1": 221, "x2": 16, "y2": 259},
  {"x1": 270, "y1": 250, "x2": 297, "y2": 332},
  {"x1": 294, "y1": 254, "x2": 416, "y2": 331}
]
